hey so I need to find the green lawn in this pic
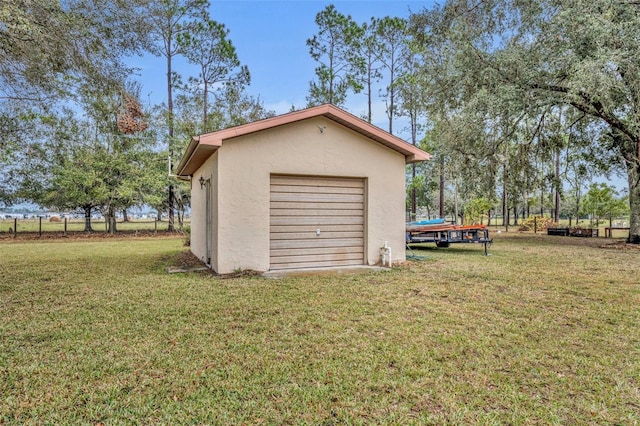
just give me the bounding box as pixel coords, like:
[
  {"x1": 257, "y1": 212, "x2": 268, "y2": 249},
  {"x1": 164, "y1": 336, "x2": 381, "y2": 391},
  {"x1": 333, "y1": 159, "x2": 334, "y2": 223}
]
[{"x1": 1, "y1": 234, "x2": 639, "y2": 424}]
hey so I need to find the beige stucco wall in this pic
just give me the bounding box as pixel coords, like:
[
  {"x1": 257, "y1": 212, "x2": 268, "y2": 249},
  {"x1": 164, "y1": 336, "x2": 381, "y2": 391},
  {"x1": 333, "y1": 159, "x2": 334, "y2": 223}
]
[{"x1": 199, "y1": 116, "x2": 406, "y2": 274}]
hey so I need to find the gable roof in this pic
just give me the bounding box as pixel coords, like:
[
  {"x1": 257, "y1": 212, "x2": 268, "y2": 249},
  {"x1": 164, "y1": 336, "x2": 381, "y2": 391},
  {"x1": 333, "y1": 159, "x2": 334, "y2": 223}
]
[{"x1": 175, "y1": 103, "x2": 431, "y2": 177}]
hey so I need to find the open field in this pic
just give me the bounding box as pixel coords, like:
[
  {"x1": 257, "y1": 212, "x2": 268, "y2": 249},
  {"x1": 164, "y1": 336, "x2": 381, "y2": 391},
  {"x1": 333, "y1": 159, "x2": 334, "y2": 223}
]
[
  {"x1": 1, "y1": 233, "x2": 639, "y2": 424},
  {"x1": 0, "y1": 218, "x2": 189, "y2": 236}
]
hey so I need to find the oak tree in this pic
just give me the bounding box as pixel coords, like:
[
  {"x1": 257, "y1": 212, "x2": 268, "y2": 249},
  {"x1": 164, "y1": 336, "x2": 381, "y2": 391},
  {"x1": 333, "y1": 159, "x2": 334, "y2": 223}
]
[{"x1": 409, "y1": 0, "x2": 640, "y2": 242}]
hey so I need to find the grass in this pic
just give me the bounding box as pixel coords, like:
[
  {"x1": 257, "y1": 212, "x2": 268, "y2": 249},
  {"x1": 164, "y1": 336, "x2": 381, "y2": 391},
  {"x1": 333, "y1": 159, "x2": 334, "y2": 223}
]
[{"x1": 1, "y1": 233, "x2": 639, "y2": 424}]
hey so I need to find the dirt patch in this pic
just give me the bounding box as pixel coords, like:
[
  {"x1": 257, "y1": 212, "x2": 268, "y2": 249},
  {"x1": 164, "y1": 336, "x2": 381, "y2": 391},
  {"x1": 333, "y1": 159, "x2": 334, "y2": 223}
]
[
  {"x1": 600, "y1": 241, "x2": 640, "y2": 251},
  {"x1": 173, "y1": 250, "x2": 208, "y2": 268},
  {"x1": 161, "y1": 250, "x2": 210, "y2": 274},
  {"x1": 220, "y1": 269, "x2": 262, "y2": 279},
  {"x1": 164, "y1": 250, "x2": 261, "y2": 278}
]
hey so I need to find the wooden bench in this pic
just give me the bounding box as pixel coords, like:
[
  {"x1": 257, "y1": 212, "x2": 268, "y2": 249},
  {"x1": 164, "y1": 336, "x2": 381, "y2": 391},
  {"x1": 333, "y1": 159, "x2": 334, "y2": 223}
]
[
  {"x1": 605, "y1": 227, "x2": 629, "y2": 238},
  {"x1": 547, "y1": 227, "x2": 570, "y2": 236}
]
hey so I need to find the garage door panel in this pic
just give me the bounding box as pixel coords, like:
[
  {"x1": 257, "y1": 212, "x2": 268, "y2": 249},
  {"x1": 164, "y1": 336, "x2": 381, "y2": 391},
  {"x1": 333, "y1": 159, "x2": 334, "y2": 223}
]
[
  {"x1": 270, "y1": 175, "x2": 364, "y2": 270},
  {"x1": 270, "y1": 193, "x2": 364, "y2": 203},
  {"x1": 270, "y1": 231, "x2": 363, "y2": 240},
  {"x1": 270, "y1": 252, "x2": 363, "y2": 264},
  {"x1": 270, "y1": 238, "x2": 363, "y2": 250},
  {"x1": 270, "y1": 246, "x2": 362, "y2": 257},
  {"x1": 271, "y1": 208, "x2": 363, "y2": 217},
  {"x1": 270, "y1": 224, "x2": 364, "y2": 233},
  {"x1": 270, "y1": 259, "x2": 367, "y2": 270},
  {"x1": 271, "y1": 201, "x2": 364, "y2": 210},
  {"x1": 270, "y1": 184, "x2": 363, "y2": 195},
  {"x1": 270, "y1": 216, "x2": 364, "y2": 226},
  {"x1": 270, "y1": 176, "x2": 364, "y2": 188}
]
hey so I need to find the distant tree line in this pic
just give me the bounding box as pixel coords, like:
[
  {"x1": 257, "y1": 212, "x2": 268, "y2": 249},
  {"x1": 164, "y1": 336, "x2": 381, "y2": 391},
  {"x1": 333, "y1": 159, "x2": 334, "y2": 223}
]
[{"x1": 1, "y1": 1, "x2": 638, "y2": 242}]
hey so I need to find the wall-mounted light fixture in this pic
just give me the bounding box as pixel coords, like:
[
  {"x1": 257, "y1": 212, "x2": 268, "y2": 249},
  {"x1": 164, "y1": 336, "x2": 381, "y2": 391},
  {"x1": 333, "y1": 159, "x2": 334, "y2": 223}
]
[{"x1": 199, "y1": 176, "x2": 206, "y2": 189}]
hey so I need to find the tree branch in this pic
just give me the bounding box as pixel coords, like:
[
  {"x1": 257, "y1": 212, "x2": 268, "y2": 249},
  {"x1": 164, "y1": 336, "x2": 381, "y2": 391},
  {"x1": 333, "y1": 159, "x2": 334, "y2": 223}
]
[{"x1": 530, "y1": 82, "x2": 638, "y2": 144}]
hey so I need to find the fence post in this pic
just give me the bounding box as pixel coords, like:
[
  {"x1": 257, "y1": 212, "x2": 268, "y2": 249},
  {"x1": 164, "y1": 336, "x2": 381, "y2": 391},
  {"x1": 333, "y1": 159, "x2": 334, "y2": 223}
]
[
  {"x1": 39, "y1": 216, "x2": 42, "y2": 237},
  {"x1": 64, "y1": 217, "x2": 67, "y2": 236},
  {"x1": 534, "y1": 216, "x2": 537, "y2": 234},
  {"x1": 14, "y1": 218, "x2": 17, "y2": 238}
]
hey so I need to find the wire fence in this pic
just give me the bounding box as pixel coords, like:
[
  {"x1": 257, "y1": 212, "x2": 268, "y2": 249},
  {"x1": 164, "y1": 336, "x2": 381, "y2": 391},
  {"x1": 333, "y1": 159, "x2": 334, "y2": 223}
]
[{"x1": 0, "y1": 217, "x2": 189, "y2": 238}]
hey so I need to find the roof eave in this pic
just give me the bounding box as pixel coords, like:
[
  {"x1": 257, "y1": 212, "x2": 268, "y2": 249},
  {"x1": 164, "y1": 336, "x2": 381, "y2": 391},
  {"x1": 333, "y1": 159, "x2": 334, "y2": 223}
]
[
  {"x1": 176, "y1": 135, "x2": 223, "y2": 177},
  {"x1": 407, "y1": 152, "x2": 432, "y2": 163}
]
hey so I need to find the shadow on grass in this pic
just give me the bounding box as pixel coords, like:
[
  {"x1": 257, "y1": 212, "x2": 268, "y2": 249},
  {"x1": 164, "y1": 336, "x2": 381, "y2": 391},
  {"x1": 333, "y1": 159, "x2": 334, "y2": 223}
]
[{"x1": 406, "y1": 243, "x2": 491, "y2": 255}]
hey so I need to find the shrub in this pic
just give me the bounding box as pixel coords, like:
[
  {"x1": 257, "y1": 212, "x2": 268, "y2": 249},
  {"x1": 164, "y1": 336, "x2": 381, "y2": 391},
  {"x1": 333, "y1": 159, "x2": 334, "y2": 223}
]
[
  {"x1": 464, "y1": 198, "x2": 494, "y2": 225},
  {"x1": 183, "y1": 225, "x2": 191, "y2": 247}
]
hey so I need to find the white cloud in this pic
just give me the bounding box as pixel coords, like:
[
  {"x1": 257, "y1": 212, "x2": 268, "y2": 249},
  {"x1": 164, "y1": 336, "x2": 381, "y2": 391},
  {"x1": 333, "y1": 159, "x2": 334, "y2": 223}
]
[{"x1": 264, "y1": 100, "x2": 305, "y2": 115}]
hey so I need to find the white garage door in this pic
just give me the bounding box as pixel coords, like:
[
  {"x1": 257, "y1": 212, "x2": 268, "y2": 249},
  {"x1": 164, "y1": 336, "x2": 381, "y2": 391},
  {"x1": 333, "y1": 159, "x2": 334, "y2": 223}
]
[{"x1": 270, "y1": 175, "x2": 365, "y2": 270}]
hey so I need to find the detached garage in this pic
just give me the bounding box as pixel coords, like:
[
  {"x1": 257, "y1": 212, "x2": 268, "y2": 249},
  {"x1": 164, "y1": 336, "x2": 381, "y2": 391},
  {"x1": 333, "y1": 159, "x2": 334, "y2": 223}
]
[{"x1": 175, "y1": 104, "x2": 430, "y2": 274}]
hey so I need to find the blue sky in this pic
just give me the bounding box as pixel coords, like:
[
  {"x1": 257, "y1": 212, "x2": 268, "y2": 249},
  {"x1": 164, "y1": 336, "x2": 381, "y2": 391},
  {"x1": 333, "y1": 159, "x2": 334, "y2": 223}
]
[
  {"x1": 211, "y1": 1, "x2": 433, "y2": 111},
  {"x1": 132, "y1": 0, "x2": 435, "y2": 140}
]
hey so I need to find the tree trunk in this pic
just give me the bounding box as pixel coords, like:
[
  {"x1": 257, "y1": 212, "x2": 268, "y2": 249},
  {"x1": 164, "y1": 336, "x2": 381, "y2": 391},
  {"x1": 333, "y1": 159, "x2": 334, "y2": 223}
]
[
  {"x1": 617, "y1": 133, "x2": 640, "y2": 243},
  {"x1": 627, "y1": 158, "x2": 640, "y2": 243},
  {"x1": 554, "y1": 149, "x2": 561, "y2": 223},
  {"x1": 167, "y1": 36, "x2": 175, "y2": 233},
  {"x1": 168, "y1": 184, "x2": 175, "y2": 232},
  {"x1": 504, "y1": 202, "x2": 510, "y2": 230},
  {"x1": 411, "y1": 164, "x2": 416, "y2": 220},
  {"x1": 454, "y1": 179, "x2": 459, "y2": 225},
  {"x1": 366, "y1": 68, "x2": 372, "y2": 123},
  {"x1": 108, "y1": 205, "x2": 117, "y2": 234},
  {"x1": 83, "y1": 206, "x2": 93, "y2": 232},
  {"x1": 122, "y1": 208, "x2": 129, "y2": 222},
  {"x1": 388, "y1": 67, "x2": 394, "y2": 134},
  {"x1": 503, "y1": 143, "x2": 509, "y2": 231},
  {"x1": 410, "y1": 110, "x2": 417, "y2": 219},
  {"x1": 502, "y1": 188, "x2": 508, "y2": 230},
  {"x1": 439, "y1": 158, "x2": 445, "y2": 218},
  {"x1": 574, "y1": 189, "x2": 581, "y2": 225},
  {"x1": 329, "y1": 54, "x2": 334, "y2": 104},
  {"x1": 203, "y1": 80, "x2": 208, "y2": 131}
]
